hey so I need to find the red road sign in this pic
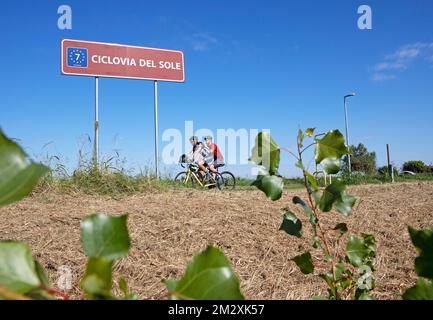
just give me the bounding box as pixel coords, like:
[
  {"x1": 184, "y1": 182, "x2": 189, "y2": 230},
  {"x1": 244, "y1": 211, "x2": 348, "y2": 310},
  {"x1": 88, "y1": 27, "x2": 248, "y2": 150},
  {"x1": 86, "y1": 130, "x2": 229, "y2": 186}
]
[{"x1": 61, "y1": 39, "x2": 185, "y2": 82}]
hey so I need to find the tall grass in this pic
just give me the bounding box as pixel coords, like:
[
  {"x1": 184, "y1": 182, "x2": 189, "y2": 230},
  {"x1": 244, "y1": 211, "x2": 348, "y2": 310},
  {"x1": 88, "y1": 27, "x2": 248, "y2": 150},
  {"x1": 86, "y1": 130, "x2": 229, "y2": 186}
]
[{"x1": 34, "y1": 138, "x2": 178, "y2": 198}]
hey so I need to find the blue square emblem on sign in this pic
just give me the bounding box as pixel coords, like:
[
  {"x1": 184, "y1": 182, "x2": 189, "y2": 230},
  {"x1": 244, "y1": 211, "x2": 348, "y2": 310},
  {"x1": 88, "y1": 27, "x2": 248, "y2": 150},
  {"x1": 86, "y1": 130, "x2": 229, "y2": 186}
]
[{"x1": 67, "y1": 47, "x2": 88, "y2": 68}]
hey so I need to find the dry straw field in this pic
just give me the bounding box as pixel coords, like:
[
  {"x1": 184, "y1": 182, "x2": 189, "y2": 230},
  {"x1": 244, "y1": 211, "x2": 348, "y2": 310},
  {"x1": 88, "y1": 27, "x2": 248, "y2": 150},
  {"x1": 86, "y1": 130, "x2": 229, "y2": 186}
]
[{"x1": 1, "y1": 182, "x2": 432, "y2": 300}]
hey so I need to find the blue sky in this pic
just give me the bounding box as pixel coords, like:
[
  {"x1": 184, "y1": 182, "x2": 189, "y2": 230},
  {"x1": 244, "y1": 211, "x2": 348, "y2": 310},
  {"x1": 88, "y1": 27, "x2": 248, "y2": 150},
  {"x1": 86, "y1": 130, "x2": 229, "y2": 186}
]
[{"x1": 1, "y1": 0, "x2": 433, "y2": 177}]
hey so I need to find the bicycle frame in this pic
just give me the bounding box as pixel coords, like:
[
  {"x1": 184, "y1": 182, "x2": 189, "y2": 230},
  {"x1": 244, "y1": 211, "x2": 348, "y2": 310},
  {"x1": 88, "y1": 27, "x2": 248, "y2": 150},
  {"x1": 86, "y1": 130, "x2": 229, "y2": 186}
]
[{"x1": 182, "y1": 165, "x2": 218, "y2": 188}]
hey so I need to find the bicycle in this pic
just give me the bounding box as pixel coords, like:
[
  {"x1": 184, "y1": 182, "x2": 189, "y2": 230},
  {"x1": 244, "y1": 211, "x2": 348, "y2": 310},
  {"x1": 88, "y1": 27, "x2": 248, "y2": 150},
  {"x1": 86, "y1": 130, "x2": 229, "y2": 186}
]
[{"x1": 174, "y1": 162, "x2": 224, "y2": 189}]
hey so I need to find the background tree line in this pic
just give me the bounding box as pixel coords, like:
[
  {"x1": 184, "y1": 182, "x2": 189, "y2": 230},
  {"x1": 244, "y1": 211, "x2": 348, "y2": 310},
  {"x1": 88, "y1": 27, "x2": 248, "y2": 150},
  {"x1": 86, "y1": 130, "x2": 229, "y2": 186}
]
[{"x1": 342, "y1": 143, "x2": 432, "y2": 175}]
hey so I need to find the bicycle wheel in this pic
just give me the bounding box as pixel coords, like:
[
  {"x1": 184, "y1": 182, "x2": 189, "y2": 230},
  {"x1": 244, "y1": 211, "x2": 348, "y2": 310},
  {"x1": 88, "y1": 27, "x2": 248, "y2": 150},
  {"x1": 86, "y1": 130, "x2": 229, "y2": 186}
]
[
  {"x1": 210, "y1": 172, "x2": 225, "y2": 190},
  {"x1": 174, "y1": 171, "x2": 195, "y2": 188},
  {"x1": 219, "y1": 171, "x2": 236, "y2": 190}
]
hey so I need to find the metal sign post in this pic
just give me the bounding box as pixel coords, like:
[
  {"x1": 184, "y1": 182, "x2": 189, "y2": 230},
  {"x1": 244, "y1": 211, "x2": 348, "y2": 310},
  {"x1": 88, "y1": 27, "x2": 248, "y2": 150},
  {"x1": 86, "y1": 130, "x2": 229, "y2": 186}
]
[
  {"x1": 94, "y1": 76, "x2": 99, "y2": 167},
  {"x1": 153, "y1": 80, "x2": 159, "y2": 179},
  {"x1": 61, "y1": 39, "x2": 185, "y2": 179}
]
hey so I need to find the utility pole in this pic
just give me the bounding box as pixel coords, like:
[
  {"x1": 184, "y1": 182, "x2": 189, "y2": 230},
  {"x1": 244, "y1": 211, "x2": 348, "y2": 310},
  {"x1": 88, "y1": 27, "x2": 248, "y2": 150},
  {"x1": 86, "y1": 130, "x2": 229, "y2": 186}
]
[{"x1": 387, "y1": 144, "x2": 395, "y2": 183}]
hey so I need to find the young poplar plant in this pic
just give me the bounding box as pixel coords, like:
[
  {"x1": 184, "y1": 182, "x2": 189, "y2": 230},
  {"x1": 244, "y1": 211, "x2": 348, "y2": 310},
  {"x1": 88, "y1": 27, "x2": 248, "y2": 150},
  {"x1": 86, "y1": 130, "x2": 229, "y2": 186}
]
[
  {"x1": 0, "y1": 129, "x2": 244, "y2": 300},
  {"x1": 402, "y1": 226, "x2": 433, "y2": 300},
  {"x1": 251, "y1": 128, "x2": 376, "y2": 300}
]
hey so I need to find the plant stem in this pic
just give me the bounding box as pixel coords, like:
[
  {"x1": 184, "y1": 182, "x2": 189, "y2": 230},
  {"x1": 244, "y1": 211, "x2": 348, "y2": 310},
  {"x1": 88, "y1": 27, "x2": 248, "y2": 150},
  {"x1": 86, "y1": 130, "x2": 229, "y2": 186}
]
[
  {"x1": 300, "y1": 143, "x2": 316, "y2": 154},
  {"x1": 297, "y1": 139, "x2": 339, "y2": 300},
  {"x1": 41, "y1": 285, "x2": 69, "y2": 300}
]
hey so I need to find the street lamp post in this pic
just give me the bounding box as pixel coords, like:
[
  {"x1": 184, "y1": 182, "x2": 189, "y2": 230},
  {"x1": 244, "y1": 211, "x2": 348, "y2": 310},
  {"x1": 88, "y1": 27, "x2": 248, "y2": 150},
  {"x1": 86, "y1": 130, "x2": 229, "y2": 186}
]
[{"x1": 344, "y1": 93, "x2": 356, "y2": 174}]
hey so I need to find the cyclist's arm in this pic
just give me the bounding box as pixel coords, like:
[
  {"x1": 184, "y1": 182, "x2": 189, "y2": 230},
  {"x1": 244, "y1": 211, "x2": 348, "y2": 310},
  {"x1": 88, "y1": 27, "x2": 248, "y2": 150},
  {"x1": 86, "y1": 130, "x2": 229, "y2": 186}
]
[
  {"x1": 193, "y1": 144, "x2": 203, "y2": 158},
  {"x1": 210, "y1": 144, "x2": 217, "y2": 156}
]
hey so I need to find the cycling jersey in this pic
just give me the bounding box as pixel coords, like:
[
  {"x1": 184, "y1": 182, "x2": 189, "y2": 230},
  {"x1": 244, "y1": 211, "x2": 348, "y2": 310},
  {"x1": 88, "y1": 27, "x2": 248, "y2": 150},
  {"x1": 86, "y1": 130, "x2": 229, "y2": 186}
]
[
  {"x1": 210, "y1": 143, "x2": 224, "y2": 162},
  {"x1": 204, "y1": 143, "x2": 224, "y2": 167},
  {"x1": 191, "y1": 142, "x2": 209, "y2": 164},
  {"x1": 201, "y1": 144, "x2": 211, "y2": 158}
]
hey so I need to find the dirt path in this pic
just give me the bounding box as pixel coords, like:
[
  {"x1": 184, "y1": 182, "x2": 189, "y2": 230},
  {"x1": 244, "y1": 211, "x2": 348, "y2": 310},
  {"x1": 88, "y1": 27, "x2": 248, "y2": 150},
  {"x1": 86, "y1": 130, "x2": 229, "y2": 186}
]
[{"x1": 1, "y1": 182, "x2": 432, "y2": 300}]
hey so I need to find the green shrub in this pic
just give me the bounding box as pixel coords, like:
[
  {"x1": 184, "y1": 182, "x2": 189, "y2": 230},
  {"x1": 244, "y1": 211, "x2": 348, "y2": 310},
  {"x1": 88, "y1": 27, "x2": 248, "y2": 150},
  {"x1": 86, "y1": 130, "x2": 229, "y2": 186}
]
[
  {"x1": 402, "y1": 161, "x2": 426, "y2": 173},
  {"x1": 343, "y1": 143, "x2": 377, "y2": 175},
  {"x1": 377, "y1": 165, "x2": 399, "y2": 176}
]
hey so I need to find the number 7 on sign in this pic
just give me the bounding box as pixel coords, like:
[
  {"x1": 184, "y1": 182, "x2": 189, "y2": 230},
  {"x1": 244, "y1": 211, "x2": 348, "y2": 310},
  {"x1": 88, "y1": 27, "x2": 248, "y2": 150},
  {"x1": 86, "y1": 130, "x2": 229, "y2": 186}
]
[{"x1": 66, "y1": 47, "x2": 88, "y2": 68}]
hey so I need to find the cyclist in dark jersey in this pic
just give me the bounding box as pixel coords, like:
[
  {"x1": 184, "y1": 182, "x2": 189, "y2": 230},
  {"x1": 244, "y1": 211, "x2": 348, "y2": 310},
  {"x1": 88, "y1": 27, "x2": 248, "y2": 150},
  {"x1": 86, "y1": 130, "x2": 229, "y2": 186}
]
[{"x1": 189, "y1": 136, "x2": 209, "y2": 174}]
